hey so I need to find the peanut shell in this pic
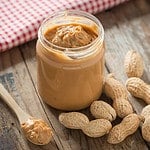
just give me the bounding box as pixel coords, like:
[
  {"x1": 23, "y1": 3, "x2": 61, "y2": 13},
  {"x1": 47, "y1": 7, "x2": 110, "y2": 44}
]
[
  {"x1": 142, "y1": 117, "x2": 150, "y2": 142},
  {"x1": 124, "y1": 50, "x2": 144, "y2": 78},
  {"x1": 141, "y1": 105, "x2": 150, "y2": 119},
  {"x1": 59, "y1": 112, "x2": 89, "y2": 129},
  {"x1": 113, "y1": 98, "x2": 133, "y2": 118},
  {"x1": 104, "y1": 74, "x2": 128, "y2": 101},
  {"x1": 90, "y1": 101, "x2": 116, "y2": 122},
  {"x1": 141, "y1": 105, "x2": 150, "y2": 142},
  {"x1": 82, "y1": 119, "x2": 112, "y2": 138},
  {"x1": 126, "y1": 77, "x2": 150, "y2": 104},
  {"x1": 107, "y1": 113, "x2": 140, "y2": 144},
  {"x1": 104, "y1": 74, "x2": 133, "y2": 118}
]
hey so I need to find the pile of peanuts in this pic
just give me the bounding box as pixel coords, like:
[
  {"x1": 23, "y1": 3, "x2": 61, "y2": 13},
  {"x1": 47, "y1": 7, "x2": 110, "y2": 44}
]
[{"x1": 58, "y1": 50, "x2": 150, "y2": 144}]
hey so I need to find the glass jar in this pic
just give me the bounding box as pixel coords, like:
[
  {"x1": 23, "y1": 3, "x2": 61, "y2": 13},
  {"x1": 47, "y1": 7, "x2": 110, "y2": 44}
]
[{"x1": 36, "y1": 10, "x2": 105, "y2": 110}]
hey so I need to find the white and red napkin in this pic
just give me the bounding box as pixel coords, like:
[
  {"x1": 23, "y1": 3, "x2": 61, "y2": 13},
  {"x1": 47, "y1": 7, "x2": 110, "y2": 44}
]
[{"x1": 0, "y1": 0, "x2": 128, "y2": 52}]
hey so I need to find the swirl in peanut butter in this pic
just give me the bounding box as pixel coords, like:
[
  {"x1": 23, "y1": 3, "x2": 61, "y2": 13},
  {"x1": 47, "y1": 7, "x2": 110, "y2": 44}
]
[{"x1": 44, "y1": 24, "x2": 98, "y2": 48}]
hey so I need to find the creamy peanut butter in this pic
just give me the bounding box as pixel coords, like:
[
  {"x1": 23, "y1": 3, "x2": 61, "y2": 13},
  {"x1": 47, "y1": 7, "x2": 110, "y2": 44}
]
[
  {"x1": 21, "y1": 118, "x2": 53, "y2": 145},
  {"x1": 36, "y1": 10, "x2": 105, "y2": 110},
  {"x1": 44, "y1": 24, "x2": 97, "y2": 48}
]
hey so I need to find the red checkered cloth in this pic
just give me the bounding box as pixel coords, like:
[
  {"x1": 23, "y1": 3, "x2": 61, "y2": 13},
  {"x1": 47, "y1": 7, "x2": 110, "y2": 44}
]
[{"x1": 0, "y1": 0, "x2": 128, "y2": 52}]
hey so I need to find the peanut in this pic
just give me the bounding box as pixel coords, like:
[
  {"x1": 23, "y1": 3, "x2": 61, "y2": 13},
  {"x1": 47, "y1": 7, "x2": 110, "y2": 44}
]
[
  {"x1": 90, "y1": 101, "x2": 116, "y2": 122},
  {"x1": 82, "y1": 119, "x2": 112, "y2": 138},
  {"x1": 141, "y1": 118, "x2": 150, "y2": 142},
  {"x1": 104, "y1": 74, "x2": 128, "y2": 100},
  {"x1": 113, "y1": 99, "x2": 133, "y2": 118},
  {"x1": 59, "y1": 112, "x2": 89, "y2": 129},
  {"x1": 141, "y1": 105, "x2": 150, "y2": 142},
  {"x1": 107, "y1": 113, "x2": 141, "y2": 144},
  {"x1": 141, "y1": 105, "x2": 150, "y2": 119},
  {"x1": 126, "y1": 77, "x2": 150, "y2": 104},
  {"x1": 103, "y1": 74, "x2": 133, "y2": 118},
  {"x1": 124, "y1": 50, "x2": 144, "y2": 78}
]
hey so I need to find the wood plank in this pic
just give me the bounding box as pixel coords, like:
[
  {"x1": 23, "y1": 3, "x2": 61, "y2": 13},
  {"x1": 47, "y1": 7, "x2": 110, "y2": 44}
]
[{"x1": 0, "y1": 48, "x2": 58, "y2": 150}]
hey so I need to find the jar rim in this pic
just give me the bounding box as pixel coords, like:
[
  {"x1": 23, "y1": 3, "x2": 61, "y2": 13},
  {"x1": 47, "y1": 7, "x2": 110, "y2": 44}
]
[{"x1": 38, "y1": 10, "x2": 104, "y2": 58}]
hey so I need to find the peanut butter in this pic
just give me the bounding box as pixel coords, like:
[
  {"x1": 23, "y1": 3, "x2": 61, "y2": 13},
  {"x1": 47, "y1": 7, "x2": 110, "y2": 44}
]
[
  {"x1": 36, "y1": 10, "x2": 105, "y2": 110},
  {"x1": 21, "y1": 118, "x2": 53, "y2": 145},
  {"x1": 44, "y1": 24, "x2": 97, "y2": 48}
]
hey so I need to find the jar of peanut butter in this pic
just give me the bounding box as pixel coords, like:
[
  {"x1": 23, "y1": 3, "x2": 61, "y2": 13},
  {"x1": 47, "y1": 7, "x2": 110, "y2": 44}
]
[{"x1": 36, "y1": 10, "x2": 105, "y2": 111}]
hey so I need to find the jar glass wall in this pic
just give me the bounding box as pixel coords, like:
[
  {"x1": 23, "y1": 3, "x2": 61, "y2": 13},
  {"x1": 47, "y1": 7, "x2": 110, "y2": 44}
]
[{"x1": 36, "y1": 10, "x2": 105, "y2": 110}]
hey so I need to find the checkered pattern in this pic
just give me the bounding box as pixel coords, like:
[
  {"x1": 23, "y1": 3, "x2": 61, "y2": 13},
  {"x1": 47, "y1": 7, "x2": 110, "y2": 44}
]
[{"x1": 0, "y1": 0, "x2": 128, "y2": 52}]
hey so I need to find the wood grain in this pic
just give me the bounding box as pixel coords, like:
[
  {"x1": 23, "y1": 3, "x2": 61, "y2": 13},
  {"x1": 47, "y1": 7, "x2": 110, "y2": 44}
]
[
  {"x1": 0, "y1": 49, "x2": 58, "y2": 150},
  {"x1": 0, "y1": 0, "x2": 150, "y2": 149}
]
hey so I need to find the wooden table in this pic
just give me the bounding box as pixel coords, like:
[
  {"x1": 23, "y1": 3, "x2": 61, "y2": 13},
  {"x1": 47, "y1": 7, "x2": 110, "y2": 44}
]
[{"x1": 0, "y1": 0, "x2": 150, "y2": 149}]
